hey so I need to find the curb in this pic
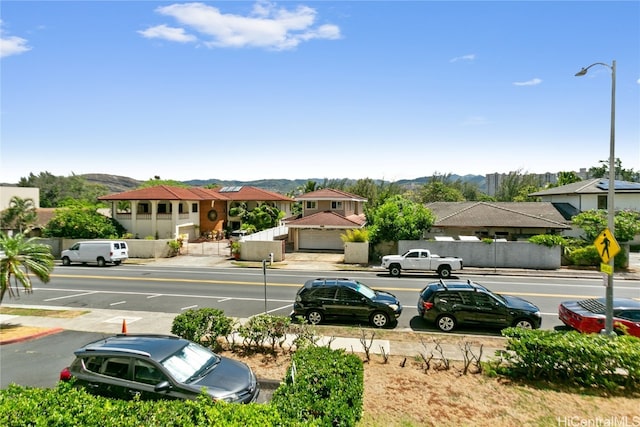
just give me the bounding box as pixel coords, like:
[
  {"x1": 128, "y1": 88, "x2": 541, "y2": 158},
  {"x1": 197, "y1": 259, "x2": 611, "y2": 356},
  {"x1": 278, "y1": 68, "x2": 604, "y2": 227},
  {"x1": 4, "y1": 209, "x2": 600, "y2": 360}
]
[{"x1": 0, "y1": 327, "x2": 64, "y2": 346}]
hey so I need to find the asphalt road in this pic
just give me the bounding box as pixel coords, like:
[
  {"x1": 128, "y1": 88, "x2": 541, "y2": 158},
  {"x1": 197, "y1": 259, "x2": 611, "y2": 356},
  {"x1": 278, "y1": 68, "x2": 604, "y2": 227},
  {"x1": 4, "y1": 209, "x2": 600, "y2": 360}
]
[{"x1": 10, "y1": 264, "x2": 640, "y2": 332}]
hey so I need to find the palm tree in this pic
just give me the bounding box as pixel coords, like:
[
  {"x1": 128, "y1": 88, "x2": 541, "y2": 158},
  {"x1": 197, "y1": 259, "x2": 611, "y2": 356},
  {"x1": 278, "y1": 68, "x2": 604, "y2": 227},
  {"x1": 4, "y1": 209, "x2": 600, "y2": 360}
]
[
  {"x1": 1, "y1": 196, "x2": 38, "y2": 234},
  {"x1": 0, "y1": 233, "x2": 54, "y2": 303}
]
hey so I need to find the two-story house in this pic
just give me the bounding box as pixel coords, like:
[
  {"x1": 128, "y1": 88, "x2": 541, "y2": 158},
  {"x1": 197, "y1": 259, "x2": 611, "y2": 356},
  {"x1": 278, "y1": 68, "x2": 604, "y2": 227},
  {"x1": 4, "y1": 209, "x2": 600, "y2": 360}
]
[
  {"x1": 286, "y1": 189, "x2": 367, "y2": 251},
  {"x1": 529, "y1": 178, "x2": 640, "y2": 212},
  {"x1": 98, "y1": 185, "x2": 294, "y2": 241}
]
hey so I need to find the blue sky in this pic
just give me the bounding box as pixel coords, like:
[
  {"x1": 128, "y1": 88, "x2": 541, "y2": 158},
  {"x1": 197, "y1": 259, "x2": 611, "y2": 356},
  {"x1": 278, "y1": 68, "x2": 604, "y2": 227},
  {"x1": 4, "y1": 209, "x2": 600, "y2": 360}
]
[{"x1": 1, "y1": 1, "x2": 639, "y2": 184}]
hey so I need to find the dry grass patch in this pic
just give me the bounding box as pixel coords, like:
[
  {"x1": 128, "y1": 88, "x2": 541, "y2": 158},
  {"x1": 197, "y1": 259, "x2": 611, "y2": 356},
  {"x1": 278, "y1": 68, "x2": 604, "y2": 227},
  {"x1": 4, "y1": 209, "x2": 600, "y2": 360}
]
[
  {"x1": 0, "y1": 307, "x2": 88, "y2": 318},
  {"x1": 224, "y1": 348, "x2": 639, "y2": 427}
]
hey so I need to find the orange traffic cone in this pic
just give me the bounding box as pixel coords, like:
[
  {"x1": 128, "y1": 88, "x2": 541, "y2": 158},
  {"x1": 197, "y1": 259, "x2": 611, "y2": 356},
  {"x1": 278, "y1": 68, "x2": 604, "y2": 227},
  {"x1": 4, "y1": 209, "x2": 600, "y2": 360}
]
[{"x1": 121, "y1": 319, "x2": 127, "y2": 334}]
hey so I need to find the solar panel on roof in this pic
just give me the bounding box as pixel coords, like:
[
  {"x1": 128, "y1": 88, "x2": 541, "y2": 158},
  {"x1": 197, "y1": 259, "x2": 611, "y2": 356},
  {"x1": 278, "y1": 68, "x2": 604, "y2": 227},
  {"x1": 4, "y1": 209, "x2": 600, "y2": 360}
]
[
  {"x1": 596, "y1": 180, "x2": 640, "y2": 191},
  {"x1": 219, "y1": 186, "x2": 242, "y2": 192}
]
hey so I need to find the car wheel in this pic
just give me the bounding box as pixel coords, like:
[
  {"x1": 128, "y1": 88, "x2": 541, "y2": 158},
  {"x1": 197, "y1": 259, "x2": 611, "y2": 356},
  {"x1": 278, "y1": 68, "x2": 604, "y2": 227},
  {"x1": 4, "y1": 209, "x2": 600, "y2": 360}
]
[
  {"x1": 513, "y1": 319, "x2": 534, "y2": 329},
  {"x1": 306, "y1": 310, "x2": 324, "y2": 325},
  {"x1": 62, "y1": 257, "x2": 71, "y2": 266},
  {"x1": 389, "y1": 264, "x2": 401, "y2": 277},
  {"x1": 438, "y1": 266, "x2": 451, "y2": 278},
  {"x1": 436, "y1": 314, "x2": 456, "y2": 332},
  {"x1": 97, "y1": 257, "x2": 106, "y2": 267},
  {"x1": 114, "y1": 260, "x2": 121, "y2": 266},
  {"x1": 370, "y1": 311, "x2": 390, "y2": 328}
]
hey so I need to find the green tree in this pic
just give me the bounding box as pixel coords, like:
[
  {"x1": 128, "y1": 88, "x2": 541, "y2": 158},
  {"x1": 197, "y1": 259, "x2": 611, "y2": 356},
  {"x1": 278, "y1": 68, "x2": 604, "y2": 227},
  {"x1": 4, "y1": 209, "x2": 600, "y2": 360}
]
[
  {"x1": 0, "y1": 233, "x2": 54, "y2": 303},
  {"x1": 138, "y1": 177, "x2": 188, "y2": 188},
  {"x1": 571, "y1": 209, "x2": 640, "y2": 243},
  {"x1": 419, "y1": 180, "x2": 465, "y2": 203},
  {"x1": 18, "y1": 172, "x2": 109, "y2": 207},
  {"x1": 555, "y1": 171, "x2": 582, "y2": 186},
  {"x1": 1, "y1": 197, "x2": 37, "y2": 233},
  {"x1": 495, "y1": 170, "x2": 542, "y2": 202},
  {"x1": 239, "y1": 204, "x2": 284, "y2": 232},
  {"x1": 367, "y1": 195, "x2": 435, "y2": 245},
  {"x1": 44, "y1": 201, "x2": 126, "y2": 239},
  {"x1": 588, "y1": 158, "x2": 640, "y2": 182}
]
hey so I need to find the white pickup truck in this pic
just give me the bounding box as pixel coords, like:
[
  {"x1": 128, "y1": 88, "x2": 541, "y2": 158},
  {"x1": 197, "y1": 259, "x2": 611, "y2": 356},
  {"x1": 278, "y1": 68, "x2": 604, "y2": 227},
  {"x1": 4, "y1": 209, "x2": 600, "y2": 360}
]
[{"x1": 380, "y1": 249, "x2": 463, "y2": 278}]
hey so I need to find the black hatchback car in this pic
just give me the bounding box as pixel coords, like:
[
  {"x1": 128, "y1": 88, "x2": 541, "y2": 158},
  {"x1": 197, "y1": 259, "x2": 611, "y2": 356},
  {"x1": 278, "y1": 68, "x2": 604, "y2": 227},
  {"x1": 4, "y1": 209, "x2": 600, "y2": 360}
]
[
  {"x1": 291, "y1": 278, "x2": 402, "y2": 328},
  {"x1": 59, "y1": 334, "x2": 259, "y2": 403},
  {"x1": 417, "y1": 280, "x2": 541, "y2": 332}
]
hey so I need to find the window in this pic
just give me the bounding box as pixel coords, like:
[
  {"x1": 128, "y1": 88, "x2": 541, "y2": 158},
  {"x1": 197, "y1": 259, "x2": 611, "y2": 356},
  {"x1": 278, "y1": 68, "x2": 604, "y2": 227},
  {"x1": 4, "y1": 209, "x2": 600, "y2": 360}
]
[
  {"x1": 472, "y1": 293, "x2": 499, "y2": 308},
  {"x1": 99, "y1": 357, "x2": 131, "y2": 379},
  {"x1": 331, "y1": 201, "x2": 343, "y2": 209},
  {"x1": 192, "y1": 203, "x2": 198, "y2": 213},
  {"x1": 306, "y1": 201, "x2": 317, "y2": 209},
  {"x1": 406, "y1": 251, "x2": 419, "y2": 259},
  {"x1": 133, "y1": 360, "x2": 165, "y2": 385},
  {"x1": 157, "y1": 203, "x2": 168, "y2": 214},
  {"x1": 138, "y1": 203, "x2": 150, "y2": 214},
  {"x1": 597, "y1": 195, "x2": 607, "y2": 209}
]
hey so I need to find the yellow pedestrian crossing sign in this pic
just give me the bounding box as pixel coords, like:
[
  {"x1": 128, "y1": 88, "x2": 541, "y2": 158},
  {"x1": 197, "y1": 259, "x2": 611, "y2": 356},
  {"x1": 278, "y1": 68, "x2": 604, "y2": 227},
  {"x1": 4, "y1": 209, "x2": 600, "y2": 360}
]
[{"x1": 594, "y1": 228, "x2": 620, "y2": 264}]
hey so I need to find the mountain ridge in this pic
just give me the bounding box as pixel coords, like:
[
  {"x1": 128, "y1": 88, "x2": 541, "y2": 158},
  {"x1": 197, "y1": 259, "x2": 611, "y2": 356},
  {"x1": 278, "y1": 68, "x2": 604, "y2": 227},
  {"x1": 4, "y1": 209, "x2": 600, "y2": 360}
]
[{"x1": 80, "y1": 174, "x2": 488, "y2": 195}]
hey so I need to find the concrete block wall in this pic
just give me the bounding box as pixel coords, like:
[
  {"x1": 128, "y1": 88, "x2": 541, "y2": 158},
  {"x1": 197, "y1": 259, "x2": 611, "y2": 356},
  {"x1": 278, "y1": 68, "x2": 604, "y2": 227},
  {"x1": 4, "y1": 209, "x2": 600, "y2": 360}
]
[{"x1": 398, "y1": 240, "x2": 561, "y2": 270}]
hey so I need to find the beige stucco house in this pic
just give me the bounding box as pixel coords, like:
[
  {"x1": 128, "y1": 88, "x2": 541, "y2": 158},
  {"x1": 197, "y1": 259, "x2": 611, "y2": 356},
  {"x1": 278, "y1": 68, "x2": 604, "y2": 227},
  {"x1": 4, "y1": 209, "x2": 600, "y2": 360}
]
[
  {"x1": 286, "y1": 189, "x2": 367, "y2": 250},
  {"x1": 98, "y1": 185, "x2": 294, "y2": 241}
]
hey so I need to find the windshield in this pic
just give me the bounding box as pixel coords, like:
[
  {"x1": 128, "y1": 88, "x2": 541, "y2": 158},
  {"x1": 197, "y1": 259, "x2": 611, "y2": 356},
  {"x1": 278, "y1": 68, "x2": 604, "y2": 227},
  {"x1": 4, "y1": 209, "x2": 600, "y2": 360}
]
[
  {"x1": 354, "y1": 281, "x2": 376, "y2": 299},
  {"x1": 161, "y1": 342, "x2": 219, "y2": 383}
]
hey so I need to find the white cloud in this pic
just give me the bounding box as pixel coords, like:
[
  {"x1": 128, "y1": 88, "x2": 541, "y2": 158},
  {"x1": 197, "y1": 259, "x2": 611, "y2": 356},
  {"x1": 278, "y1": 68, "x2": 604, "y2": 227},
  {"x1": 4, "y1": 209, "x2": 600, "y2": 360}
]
[
  {"x1": 450, "y1": 54, "x2": 476, "y2": 63},
  {"x1": 513, "y1": 78, "x2": 542, "y2": 86},
  {"x1": 140, "y1": 1, "x2": 340, "y2": 50},
  {"x1": 138, "y1": 24, "x2": 197, "y2": 43},
  {"x1": 637, "y1": 77, "x2": 640, "y2": 84},
  {"x1": 0, "y1": 20, "x2": 31, "y2": 58}
]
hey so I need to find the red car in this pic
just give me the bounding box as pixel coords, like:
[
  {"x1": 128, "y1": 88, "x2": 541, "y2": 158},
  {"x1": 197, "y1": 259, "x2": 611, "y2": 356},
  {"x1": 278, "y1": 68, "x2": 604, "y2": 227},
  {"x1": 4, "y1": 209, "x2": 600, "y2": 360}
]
[{"x1": 558, "y1": 297, "x2": 640, "y2": 337}]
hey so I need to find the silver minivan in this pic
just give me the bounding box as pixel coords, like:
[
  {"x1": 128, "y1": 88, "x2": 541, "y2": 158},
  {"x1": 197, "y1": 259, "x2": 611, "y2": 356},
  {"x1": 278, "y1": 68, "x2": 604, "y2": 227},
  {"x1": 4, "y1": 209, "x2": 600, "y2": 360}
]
[{"x1": 61, "y1": 241, "x2": 128, "y2": 266}]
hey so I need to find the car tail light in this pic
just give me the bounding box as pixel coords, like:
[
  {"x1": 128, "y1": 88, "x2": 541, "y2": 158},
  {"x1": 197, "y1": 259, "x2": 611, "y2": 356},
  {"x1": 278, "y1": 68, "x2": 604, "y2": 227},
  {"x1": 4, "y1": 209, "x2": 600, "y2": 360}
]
[
  {"x1": 59, "y1": 367, "x2": 73, "y2": 381},
  {"x1": 422, "y1": 301, "x2": 434, "y2": 311}
]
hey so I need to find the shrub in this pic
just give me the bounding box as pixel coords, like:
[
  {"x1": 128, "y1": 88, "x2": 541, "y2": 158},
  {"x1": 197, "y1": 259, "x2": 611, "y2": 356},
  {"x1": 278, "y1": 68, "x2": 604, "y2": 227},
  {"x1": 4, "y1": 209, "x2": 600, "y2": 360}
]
[
  {"x1": 237, "y1": 314, "x2": 291, "y2": 352},
  {"x1": 497, "y1": 328, "x2": 640, "y2": 393},
  {"x1": 528, "y1": 234, "x2": 567, "y2": 247},
  {"x1": 271, "y1": 346, "x2": 364, "y2": 426},
  {"x1": 171, "y1": 308, "x2": 234, "y2": 351}
]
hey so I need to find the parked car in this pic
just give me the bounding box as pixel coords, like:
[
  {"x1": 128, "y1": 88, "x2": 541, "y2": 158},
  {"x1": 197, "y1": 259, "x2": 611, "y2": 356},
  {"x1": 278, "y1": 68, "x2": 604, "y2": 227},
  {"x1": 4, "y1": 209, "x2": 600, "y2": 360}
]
[
  {"x1": 59, "y1": 334, "x2": 259, "y2": 403},
  {"x1": 291, "y1": 278, "x2": 403, "y2": 328},
  {"x1": 558, "y1": 297, "x2": 640, "y2": 337},
  {"x1": 417, "y1": 280, "x2": 542, "y2": 332},
  {"x1": 61, "y1": 240, "x2": 128, "y2": 266}
]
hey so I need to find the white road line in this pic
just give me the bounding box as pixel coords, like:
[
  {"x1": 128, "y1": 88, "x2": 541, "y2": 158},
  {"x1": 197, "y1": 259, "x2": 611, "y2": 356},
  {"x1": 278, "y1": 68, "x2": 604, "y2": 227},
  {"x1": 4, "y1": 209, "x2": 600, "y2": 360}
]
[
  {"x1": 146, "y1": 294, "x2": 162, "y2": 299},
  {"x1": 248, "y1": 304, "x2": 293, "y2": 317},
  {"x1": 181, "y1": 305, "x2": 198, "y2": 310},
  {"x1": 218, "y1": 298, "x2": 231, "y2": 302},
  {"x1": 110, "y1": 301, "x2": 127, "y2": 306},
  {"x1": 43, "y1": 291, "x2": 96, "y2": 302}
]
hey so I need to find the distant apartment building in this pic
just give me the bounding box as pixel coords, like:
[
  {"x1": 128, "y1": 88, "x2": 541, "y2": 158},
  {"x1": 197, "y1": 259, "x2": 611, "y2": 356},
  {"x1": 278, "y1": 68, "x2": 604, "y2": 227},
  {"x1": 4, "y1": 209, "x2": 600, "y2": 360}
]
[{"x1": 485, "y1": 168, "x2": 590, "y2": 197}]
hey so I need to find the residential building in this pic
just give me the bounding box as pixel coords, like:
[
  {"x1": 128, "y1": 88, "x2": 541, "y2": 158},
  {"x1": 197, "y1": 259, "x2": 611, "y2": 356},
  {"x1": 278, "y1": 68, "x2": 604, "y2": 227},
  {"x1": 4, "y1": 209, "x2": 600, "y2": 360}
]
[{"x1": 286, "y1": 189, "x2": 367, "y2": 250}]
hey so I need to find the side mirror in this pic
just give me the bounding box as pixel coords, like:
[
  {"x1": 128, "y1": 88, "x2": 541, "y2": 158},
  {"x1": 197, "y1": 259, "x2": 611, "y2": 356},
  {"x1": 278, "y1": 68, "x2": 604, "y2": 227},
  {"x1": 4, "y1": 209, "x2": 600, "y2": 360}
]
[{"x1": 154, "y1": 381, "x2": 172, "y2": 392}]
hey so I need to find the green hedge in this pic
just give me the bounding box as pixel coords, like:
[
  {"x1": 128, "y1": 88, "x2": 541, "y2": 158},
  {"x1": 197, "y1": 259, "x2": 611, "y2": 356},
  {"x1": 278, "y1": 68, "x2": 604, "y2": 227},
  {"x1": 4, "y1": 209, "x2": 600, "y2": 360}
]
[
  {"x1": 0, "y1": 382, "x2": 285, "y2": 427},
  {"x1": 498, "y1": 328, "x2": 640, "y2": 392},
  {"x1": 271, "y1": 346, "x2": 364, "y2": 426}
]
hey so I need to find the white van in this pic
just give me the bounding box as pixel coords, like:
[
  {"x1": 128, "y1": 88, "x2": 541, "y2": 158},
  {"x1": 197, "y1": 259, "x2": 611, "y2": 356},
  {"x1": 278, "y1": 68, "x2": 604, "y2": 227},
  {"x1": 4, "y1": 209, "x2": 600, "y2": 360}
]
[{"x1": 61, "y1": 241, "x2": 129, "y2": 267}]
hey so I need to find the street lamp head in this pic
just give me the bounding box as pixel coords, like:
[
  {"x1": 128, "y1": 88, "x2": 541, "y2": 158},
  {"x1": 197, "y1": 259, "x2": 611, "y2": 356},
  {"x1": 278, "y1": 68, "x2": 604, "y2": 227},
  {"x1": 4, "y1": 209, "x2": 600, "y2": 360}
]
[{"x1": 575, "y1": 68, "x2": 588, "y2": 77}]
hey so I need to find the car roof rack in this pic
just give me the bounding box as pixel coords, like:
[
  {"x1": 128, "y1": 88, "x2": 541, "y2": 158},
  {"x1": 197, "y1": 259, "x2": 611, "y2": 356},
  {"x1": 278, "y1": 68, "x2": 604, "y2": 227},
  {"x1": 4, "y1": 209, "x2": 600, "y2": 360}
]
[{"x1": 439, "y1": 278, "x2": 448, "y2": 289}]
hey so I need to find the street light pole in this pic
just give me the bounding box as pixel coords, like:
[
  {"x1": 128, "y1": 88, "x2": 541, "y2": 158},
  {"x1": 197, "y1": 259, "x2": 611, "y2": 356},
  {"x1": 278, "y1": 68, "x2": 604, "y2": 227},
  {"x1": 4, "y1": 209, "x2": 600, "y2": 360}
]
[{"x1": 575, "y1": 60, "x2": 616, "y2": 335}]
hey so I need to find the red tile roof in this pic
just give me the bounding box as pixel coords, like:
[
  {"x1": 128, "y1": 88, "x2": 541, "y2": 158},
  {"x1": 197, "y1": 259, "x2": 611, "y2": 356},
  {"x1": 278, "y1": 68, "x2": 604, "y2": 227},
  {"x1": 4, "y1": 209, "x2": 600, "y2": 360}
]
[
  {"x1": 98, "y1": 185, "x2": 292, "y2": 202},
  {"x1": 286, "y1": 211, "x2": 366, "y2": 228},
  {"x1": 212, "y1": 186, "x2": 294, "y2": 202}
]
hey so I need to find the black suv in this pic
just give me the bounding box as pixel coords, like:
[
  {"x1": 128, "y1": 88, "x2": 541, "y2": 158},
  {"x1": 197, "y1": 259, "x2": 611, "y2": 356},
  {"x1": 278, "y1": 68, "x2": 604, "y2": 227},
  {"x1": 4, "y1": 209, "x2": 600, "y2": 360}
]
[
  {"x1": 417, "y1": 280, "x2": 541, "y2": 332},
  {"x1": 59, "y1": 334, "x2": 259, "y2": 403},
  {"x1": 291, "y1": 278, "x2": 402, "y2": 328}
]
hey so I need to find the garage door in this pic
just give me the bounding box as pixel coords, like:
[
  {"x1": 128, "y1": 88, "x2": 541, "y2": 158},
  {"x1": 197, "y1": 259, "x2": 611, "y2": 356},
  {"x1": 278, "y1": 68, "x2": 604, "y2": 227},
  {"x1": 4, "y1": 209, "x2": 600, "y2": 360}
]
[{"x1": 299, "y1": 229, "x2": 344, "y2": 250}]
